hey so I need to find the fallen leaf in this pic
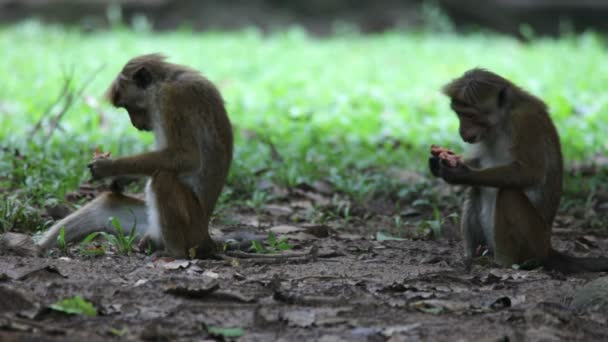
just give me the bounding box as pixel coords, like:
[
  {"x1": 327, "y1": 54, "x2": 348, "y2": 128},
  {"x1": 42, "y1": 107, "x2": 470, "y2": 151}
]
[
  {"x1": 376, "y1": 232, "x2": 406, "y2": 242},
  {"x1": 10, "y1": 265, "x2": 66, "y2": 281},
  {"x1": 157, "y1": 259, "x2": 190, "y2": 270},
  {"x1": 410, "y1": 299, "x2": 470, "y2": 314},
  {"x1": 202, "y1": 270, "x2": 220, "y2": 279},
  {"x1": 50, "y1": 296, "x2": 97, "y2": 317},
  {"x1": 262, "y1": 204, "x2": 293, "y2": 217},
  {"x1": 270, "y1": 225, "x2": 302, "y2": 234},
  {"x1": 214, "y1": 290, "x2": 257, "y2": 303},
  {"x1": 300, "y1": 224, "x2": 331, "y2": 238},
  {"x1": 163, "y1": 278, "x2": 220, "y2": 298},
  {"x1": 282, "y1": 309, "x2": 316, "y2": 327},
  {"x1": 206, "y1": 325, "x2": 245, "y2": 338},
  {"x1": 0, "y1": 233, "x2": 42, "y2": 257},
  {"x1": 382, "y1": 323, "x2": 422, "y2": 337},
  {"x1": 134, "y1": 279, "x2": 148, "y2": 287},
  {"x1": 312, "y1": 180, "x2": 335, "y2": 195}
]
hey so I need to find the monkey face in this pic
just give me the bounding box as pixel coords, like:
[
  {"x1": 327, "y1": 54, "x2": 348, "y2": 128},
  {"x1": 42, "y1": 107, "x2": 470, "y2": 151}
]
[
  {"x1": 105, "y1": 67, "x2": 154, "y2": 131},
  {"x1": 451, "y1": 102, "x2": 492, "y2": 144},
  {"x1": 456, "y1": 114, "x2": 489, "y2": 143},
  {"x1": 442, "y1": 68, "x2": 513, "y2": 144},
  {"x1": 125, "y1": 105, "x2": 152, "y2": 131}
]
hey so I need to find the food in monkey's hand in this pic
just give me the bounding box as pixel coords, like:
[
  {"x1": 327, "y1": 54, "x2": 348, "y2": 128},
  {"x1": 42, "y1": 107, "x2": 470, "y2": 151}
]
[
  {"x1": 430, "y1": 144, "x2": 462, "y2": 167},
  {"x1": 93, "y1": 147, "x2": 111, "y2": 160},
  {"x1": 430, "y1": 144, "x2": 454, "y2": 157}
]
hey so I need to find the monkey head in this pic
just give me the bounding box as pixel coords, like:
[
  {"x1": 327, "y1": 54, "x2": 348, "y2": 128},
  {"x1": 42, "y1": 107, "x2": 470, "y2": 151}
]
[
  {"x1": 441, "y1": 68, "x2": 511, "y2": 144},
  {"x1": 105, "y1": 54, "x2": 169, "y2": 131}
]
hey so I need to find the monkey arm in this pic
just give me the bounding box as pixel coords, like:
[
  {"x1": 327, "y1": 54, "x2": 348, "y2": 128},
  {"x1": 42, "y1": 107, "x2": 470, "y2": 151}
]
[
  {"x1": 431, "y1": 156, "x2": 479, "y2": 178},
  {"x1": 441, "y1": 160, "x2": 544, "y2": 188},
  {"x1": 89, "y1": 149, "x2": 200, "y2": 178},
  {"x1": 463, "y1": 157, "x2": 481, "y2": 168}
]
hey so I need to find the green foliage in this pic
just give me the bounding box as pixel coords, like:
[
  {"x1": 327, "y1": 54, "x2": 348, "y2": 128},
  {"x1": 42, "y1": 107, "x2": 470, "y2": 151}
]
[
  {"x1": 0, "y1": 23, "x2": 606, "y2": 221},
  {"x1": 80, "y1": 231, "x2": 107, "y2": 256},
  {"x1": 417, "y1": 207, "x2": 458, "y2": 238},
  {"x1": 205, "y1": 325, "x2": 245, "y2": 338},
  {"x1": 268, "y1": 230, "x2": 293, "y2": 251},
  {"x1": 251, "y1": 240, "x2": 266, "y2": 254},
  {"x1": 0, "y1": 194, "x2": 47, "y2": 233},
  {"x1": 109, "y1": 328, "x2": 127, "y2": 337},
  {"x1": 100, "y1": 217, "x2": 138, "y2": 255},
  {"x1": 79, "y1": 217, "x2": 137, "y2": 256},
  {"x1": 50, "y1": 295, "x2": 98, "y2": 317},
  {"x1": 56, "y1": 226, "x2": 67, "y2": 253},
  {"x1": 376, "y1": 231, "x2": 407, "y2": 242},
  {"x1": 251, "y1": 231, "x2": 293, "y2": 254}
]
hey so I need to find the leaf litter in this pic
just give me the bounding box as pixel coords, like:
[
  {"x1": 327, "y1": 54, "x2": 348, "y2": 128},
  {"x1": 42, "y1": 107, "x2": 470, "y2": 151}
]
[{"x1": 0, "y1": 177, "x2": 608, "y2": 340}]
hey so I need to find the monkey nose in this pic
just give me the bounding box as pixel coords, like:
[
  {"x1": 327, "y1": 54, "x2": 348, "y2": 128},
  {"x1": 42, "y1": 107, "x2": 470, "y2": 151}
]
[{"x1": 462, "y1": 134, "x2": 478, "y2": 144}]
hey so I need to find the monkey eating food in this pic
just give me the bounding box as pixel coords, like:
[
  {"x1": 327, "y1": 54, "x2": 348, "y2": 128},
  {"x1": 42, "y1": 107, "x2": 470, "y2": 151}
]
[
  {"x1": 38, "y1": 54, "x2": 233, "y2": 258},
  {"x1": 430, "y1": 144, "x2": 462, "y2": 167},
  {"x1": 430, "y1": 68, "x2": 608, "y2": 273}
]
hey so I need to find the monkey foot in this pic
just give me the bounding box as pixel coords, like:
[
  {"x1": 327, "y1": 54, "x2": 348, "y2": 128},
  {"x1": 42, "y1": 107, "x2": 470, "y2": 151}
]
[
  {"x1": 187, "y1": 240, "x2": 220, "y2": 259},
  {"x1": 475, "y1": 244, "x2": 491, "y2": 257}
]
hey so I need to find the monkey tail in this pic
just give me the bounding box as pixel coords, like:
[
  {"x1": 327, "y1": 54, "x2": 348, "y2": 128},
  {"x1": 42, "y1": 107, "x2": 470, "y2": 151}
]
[
  {"x1": 543, "y1": 249, "x2": 608, "y2": 273},
  {"x1": 37, "y1": 192, "x2": 149, "y2": 251}
]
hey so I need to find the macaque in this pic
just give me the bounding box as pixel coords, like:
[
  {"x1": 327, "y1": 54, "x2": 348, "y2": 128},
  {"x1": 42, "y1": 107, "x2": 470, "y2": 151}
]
[
  {"x1": 38, "y1": 54, "x2": 233, "y2": 258},
  {"x1": 430, "y1": 68, "x2": 608, "y2": 273}
]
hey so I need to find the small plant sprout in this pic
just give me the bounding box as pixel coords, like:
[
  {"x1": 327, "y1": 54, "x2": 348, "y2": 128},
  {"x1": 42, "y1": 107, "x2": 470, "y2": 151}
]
[
  {"x1": 251, "y1": 240, "x2": 267, "y2": 254},
  {"x1": 100, "y1": 216, "x2": 138, "y2": 255},
  {"x1": 79, "y1": 231, "x2": 107, "y2": 257},
  {"x1": 417, "y1": 206, "x2": 459, "y2": 239},
  {"x1": 251, "y1": 231, "x2": 293, "y2": 254},
  {"x1": 78, "y1": 216, "x2": 137, "y2": 256},
  {"x1": 56, "y1": 226, "x2": 67, "y2": 253},
  {"x1": 50, "y1": 295, "x2": 98, "y2": 317},
  {"x1": 267, "y1": 230, "x2": 292, "y2": 251},
  {"x1": 245, "y1": 190, "x2": 269, "y2": 213}
]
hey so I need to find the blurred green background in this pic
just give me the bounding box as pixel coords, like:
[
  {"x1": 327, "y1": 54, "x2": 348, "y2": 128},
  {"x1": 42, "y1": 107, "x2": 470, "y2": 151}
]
[{"x1": 1, "y1": 1, "x2": 607, "y2": 233}]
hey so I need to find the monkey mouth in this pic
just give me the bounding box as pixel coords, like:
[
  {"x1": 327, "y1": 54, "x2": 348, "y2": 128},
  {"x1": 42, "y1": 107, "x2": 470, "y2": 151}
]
[
  {"x1": 126, "y1": 107, "x2": 152, "y2": 131},
  {"x1": 462, "y1": 135, "x2": 479, "y2": 144}
]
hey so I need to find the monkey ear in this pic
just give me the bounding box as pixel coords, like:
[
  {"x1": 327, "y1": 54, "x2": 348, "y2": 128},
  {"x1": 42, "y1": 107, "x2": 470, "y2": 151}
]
[
  {"x1": 497, "y1": 87, "x2": 510, "y2": 108},
  {"x1": 133, "y1": 67, "x2": 153, "y2": 89}
]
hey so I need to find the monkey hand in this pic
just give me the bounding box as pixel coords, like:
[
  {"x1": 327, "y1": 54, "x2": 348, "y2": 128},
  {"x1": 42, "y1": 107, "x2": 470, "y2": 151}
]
[
  {"x1": 429, "y1": 145, "x2": 462, "y2": 178},
  {"x1": 438, "y1": 159, "x2": 471, "y2": 184},
  {"x1": 429, "y1": 156, "x2": 441, "y2": 177},
  {"x1": 88, "y1": 158, "x2": 114, "y2": 180},
  {"x1": 430, "y1": 144, "x2": 455, "y2": 157}
]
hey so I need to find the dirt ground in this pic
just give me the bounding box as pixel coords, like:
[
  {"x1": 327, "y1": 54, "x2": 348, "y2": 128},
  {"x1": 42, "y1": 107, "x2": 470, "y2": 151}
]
[{"x1": 1, "y1": 178, "x2": 608, "y2": 341}]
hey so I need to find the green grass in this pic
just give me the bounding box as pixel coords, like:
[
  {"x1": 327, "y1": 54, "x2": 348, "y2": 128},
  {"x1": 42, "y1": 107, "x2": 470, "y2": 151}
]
[{"x1": 1, "y1": 22, "x2": 607, "y2": 232}]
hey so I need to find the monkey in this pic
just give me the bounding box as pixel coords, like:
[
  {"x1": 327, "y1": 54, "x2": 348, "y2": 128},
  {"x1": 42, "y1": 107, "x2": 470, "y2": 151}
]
[
  {"x1": 430, "y1": 68, "x2": 608, "y2": 273},
  {"x1": 37, "y1": 54, "x2": 233, "y2": 258}
]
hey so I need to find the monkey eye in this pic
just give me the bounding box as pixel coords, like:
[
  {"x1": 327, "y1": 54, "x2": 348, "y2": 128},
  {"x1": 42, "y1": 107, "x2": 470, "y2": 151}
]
[{"x1": 456, "y1": 111, "x2": 474, "y2": 119}]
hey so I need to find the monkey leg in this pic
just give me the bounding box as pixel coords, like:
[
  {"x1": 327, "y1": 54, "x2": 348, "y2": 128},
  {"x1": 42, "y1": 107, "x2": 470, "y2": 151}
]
[
  {"x1": 37, "y1": 192, "x2": 148, "y2": 250},
  {"x1": 150, "y1": 171, "x2": 217, "y2": 258},
  {"x1": 493, "y1": 188, "x2": 551, "y2": 267},
  {"x1": 461, "y1": 187, "x2": 488, "y2": 259}
]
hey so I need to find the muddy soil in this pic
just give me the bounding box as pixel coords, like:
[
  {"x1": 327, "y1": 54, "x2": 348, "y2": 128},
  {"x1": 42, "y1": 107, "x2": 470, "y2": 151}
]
[{"x1": 1, "y1": 182, "x2": 608, "y2": 341}]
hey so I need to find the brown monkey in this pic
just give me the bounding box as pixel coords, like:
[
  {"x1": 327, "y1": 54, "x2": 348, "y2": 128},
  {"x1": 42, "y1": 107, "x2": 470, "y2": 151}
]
[
  {"x1": 430, "y1": 68, "x2": 608, "y2": 273},
  {"x1": 38, "y1": 54, "x2": 233, "y2": 258}
]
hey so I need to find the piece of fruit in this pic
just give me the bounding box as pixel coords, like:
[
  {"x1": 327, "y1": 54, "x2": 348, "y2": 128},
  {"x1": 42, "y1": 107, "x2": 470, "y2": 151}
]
[
  {"x1": 430, "y1": 145, "x2": 462, "y2": 167},
  {"x1": 93, "y1": 147, "x2": 111, "y2": 160}
]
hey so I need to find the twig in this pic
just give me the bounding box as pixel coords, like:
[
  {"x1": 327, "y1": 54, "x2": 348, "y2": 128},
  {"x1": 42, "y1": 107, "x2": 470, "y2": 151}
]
[
  {"x1": 225, "y1": 250, "x2": 309, "y2": 259},
  {"x1": 45, "y1": 64, "x2": 105, "y2": 140},
  {"x1": 28, "y1": 66, "x2": 74, "y2": 139},
  {"x1": 273, "y1": 290, "x2": 347, "y2": 306},
  {"x1": 219, "y1": 246, "x2": 318, "y2": 264}
]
